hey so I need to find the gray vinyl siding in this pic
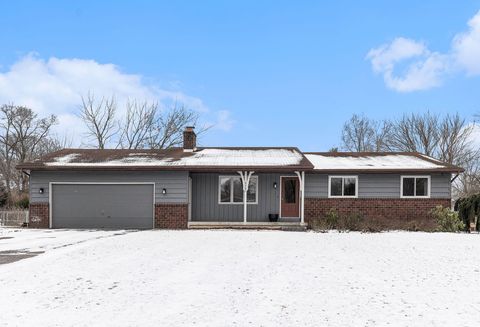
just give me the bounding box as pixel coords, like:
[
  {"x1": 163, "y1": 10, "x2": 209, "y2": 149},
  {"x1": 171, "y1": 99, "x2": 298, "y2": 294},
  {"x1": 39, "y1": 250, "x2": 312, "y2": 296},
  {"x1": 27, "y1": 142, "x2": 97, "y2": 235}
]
[
  {"x1": 29, "y1": 170, "x2": 188, "y2": 204},
  {"x1": 191, "y1": 173, "x2": 285, "y2": 222},
  {"x1": 305, "y1": 174, "x2": 328, "y2": 198},
  {"x1": 305, "y1": 173, "x2": 451, "y2": 199},
  {"x1": 430, "y1": 173, "x2": 451, "y2": 198}
]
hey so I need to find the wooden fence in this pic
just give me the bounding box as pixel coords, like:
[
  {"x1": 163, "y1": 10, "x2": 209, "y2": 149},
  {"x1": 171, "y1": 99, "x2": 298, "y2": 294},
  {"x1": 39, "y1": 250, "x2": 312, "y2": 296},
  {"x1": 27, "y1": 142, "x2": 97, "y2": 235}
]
[{"x1": 0, "y1": 210, "x2": 28, "y2": 227}]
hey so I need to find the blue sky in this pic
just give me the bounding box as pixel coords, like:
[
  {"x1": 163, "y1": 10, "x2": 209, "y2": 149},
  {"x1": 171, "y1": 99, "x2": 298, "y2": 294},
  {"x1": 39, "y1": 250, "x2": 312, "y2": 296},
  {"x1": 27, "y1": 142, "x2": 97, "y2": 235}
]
[{"x1": 1, "y1": 1, "x2": 479, "y2": 150}]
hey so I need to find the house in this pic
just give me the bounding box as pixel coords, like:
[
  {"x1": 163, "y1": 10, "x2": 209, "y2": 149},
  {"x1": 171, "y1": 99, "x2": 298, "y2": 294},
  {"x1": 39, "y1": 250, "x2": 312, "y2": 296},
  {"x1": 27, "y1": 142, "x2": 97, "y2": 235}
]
[{"x1": 17, "y1": 127, "x2": 463, "y2": 230}]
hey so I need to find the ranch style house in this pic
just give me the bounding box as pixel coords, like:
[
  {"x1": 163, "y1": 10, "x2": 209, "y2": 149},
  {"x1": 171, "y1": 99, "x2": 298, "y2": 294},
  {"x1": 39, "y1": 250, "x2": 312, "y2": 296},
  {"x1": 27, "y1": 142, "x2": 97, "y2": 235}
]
[{"x1": 17, "y1": 127, "x2": 463, "y2": 230}]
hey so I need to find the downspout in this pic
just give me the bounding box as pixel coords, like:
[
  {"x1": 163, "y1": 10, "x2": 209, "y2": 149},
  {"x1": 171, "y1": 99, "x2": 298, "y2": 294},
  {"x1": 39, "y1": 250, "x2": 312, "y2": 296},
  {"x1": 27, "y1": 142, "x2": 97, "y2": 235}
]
[
  {"x1": 450, "y1": 172, "x2": 460, "y2": 183},
  {"x1": 21, "y1": 170, "x2": 31, "y2": 226}
]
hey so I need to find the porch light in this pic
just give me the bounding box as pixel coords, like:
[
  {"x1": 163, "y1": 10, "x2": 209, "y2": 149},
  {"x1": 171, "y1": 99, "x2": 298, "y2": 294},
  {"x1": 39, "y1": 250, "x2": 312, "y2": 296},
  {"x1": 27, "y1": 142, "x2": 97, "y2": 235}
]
[
  {"x1": 39, "y1": 188, "x2": 44, "y2": 194},
  {"x1": 273, "y1": 182, "x2": 277, "y2": 189},
  {"x1": 162, "y1": 188, "x2": 167, "y2": 195}
]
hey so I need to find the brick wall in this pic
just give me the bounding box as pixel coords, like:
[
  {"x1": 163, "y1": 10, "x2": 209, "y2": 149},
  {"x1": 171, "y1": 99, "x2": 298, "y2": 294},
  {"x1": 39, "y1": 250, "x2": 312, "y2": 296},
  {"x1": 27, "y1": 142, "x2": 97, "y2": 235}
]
[
  {"x1": 305, "y1": 198, "x2": 451, "y2": 231},
  {"x1": 28, "y1": 203, "x2": 49, "y2": 228},
  {"x1": 183, "y1": 129, "x2": 196, "y2": 150},
  {"x1": 155, "y1": 203, "x2": 188, "y2": 229}
]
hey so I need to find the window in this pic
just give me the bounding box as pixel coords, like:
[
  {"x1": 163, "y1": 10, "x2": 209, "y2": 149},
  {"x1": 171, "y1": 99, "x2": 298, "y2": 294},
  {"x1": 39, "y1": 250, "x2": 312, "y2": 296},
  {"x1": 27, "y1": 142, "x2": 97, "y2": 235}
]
[
  {"x1": 401, "y1": 176, "x2": 430, "y2": 198},
  {"x1": 284, "y1": 179, "x2": 297, "y2": 203},
  {"x1": 219, "y1": 176, "x2": 258, "y2": 204},
  {"x1": 328, "y1": 176, "x2": 358, "y2": 198}
]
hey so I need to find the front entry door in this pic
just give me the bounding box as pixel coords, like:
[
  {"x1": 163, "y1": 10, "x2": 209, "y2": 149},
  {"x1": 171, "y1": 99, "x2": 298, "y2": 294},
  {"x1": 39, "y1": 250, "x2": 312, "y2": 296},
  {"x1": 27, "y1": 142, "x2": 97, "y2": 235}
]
[{"x1": 281, "y1": 177, "x2": 300, "y2": 218}]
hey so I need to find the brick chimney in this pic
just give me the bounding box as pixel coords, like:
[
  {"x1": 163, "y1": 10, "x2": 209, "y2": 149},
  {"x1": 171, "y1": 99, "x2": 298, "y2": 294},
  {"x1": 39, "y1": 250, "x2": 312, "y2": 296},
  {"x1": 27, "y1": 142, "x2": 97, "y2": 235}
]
[{"x1": 183, "y1": 126, "x2": 196, "y2": 152}]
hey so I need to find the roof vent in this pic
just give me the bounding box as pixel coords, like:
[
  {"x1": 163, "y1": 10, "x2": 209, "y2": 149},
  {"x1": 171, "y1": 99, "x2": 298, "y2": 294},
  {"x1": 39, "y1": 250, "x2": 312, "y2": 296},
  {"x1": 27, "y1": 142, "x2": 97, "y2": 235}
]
[{"x1": 183, "y1": 126, "x2": 196, "y2": 152}]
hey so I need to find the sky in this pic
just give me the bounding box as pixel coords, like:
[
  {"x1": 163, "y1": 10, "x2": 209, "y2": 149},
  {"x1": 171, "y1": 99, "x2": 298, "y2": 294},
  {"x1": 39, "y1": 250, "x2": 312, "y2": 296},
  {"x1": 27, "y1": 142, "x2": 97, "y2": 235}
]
[{"x1": 0, "y1": 1, "x2": 479, "y2": 150}]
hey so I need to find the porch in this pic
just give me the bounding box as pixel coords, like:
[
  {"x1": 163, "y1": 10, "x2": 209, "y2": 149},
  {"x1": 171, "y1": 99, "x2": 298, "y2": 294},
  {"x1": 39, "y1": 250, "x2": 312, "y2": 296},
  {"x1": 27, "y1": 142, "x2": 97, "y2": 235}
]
[{"x1": 189, "y1": 171, "x2": 306, "y2": 226}]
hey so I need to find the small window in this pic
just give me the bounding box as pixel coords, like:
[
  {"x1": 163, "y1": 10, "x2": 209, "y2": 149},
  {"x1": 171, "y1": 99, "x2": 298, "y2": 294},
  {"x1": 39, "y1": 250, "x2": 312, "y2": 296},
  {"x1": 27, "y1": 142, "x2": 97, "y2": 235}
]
[
  {"x1": 219, "y1": 177, "x2": 231, "y2": 202},
  {"x1": 219, "y1": 176, "x2": 258, "y2": 204},
  {"x1": 401, "y1": 176, "x2": 430, "y2": 198},
  {"x1": 328, "y1": 176, "x2": 358, "y2": 198}
]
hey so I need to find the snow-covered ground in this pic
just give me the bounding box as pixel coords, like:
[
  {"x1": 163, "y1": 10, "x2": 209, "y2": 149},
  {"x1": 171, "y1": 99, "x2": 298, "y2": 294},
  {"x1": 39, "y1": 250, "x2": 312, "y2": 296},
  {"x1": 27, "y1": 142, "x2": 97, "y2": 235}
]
[{"x1": 1, "y1": 228, "x2": 480, "y2": 327}]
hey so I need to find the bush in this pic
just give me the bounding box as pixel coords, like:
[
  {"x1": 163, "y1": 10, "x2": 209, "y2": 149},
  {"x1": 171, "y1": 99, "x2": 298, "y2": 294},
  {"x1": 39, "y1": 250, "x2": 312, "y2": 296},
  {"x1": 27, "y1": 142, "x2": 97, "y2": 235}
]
[
  {"x1": 430, "y1": 205, "x2": 464, "y2": 232},
  {"x1": 309, "y1": 208, "x2": 339, "y2": 231},
  {"x1": 14, "y1": 194, "x2": 29, "y2": 209},
  {"x1": 310, "y1": 209, "x2": 367, "y2": 232},
  {"x1": 325, "y1": 208, "x2": 339, "y2": 229},
  {"x1": 309, "y1": 217, "x2": 326, "y2": 231},
  {"x1": 339, "y1": 212, "x2": 364, "y2": 231},
  {"x1": 455, "y1": 194, "x2": 480, "y2": 231}
]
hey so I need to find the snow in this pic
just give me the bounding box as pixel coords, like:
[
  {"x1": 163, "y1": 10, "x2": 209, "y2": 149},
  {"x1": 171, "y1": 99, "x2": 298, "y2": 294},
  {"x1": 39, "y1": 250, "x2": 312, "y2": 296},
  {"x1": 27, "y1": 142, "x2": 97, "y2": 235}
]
[
  {"x1": 50, "y1": 153, "x2": 80, "y2": 164},
  {"x1": 306, "y1": 153, "x2": 447, "y2": 170},
  {"x1": 1, "y1": 228, "x2": 480, "y2": 326},
  {"x1": 44, "y1": 148, "x2": 305, "y2": 167}
]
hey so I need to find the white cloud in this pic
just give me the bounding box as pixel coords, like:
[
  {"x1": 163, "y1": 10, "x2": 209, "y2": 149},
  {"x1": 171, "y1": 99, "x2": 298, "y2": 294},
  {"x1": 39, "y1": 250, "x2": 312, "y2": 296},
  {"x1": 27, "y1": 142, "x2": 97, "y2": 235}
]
[
  {"x1": 367, "y1": 38, "x2": 448, "y2": 92},
  {"x1": 214, "y1": 110, "x2": 235, "y2": 132},
  {"x1": 0, "y1": 54, "x2": 231, "y2": 145},
  {"x1": 452, "y1": 10, "x2": 480, "y2": 75},
  {"x1": 468, "y1": 122, "x2": 480, "y2": 149},
  {"x1": 367, "y1": 10, "x2": 480, "y2": 92},
  {"x1": 367, "y1": 37, "x2": 428, "y2": 73}
]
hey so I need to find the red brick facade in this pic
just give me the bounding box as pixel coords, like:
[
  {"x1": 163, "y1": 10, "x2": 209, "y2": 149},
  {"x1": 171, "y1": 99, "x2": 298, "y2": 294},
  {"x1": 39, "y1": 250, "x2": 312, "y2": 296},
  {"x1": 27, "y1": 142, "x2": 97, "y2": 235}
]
[
  {"x1": 28, "y1": 203, "x2": 49, "y2": 228},
  {"x1": 26, "y1": 203, "x2": 188, "y2": 229},
  {"x1": 305, "y1": 198, "x2": 451, "y2": 230},
  {"x1": 155, "y1": 203, "x2": 188, "y2": 229}
]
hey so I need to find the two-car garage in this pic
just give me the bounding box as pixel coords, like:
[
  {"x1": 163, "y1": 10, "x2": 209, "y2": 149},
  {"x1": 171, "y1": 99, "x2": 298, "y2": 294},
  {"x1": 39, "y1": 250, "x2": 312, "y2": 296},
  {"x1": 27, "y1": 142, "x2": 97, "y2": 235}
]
[{"x1": 51, "y1": 183, "x2": 154, "y2": 229}]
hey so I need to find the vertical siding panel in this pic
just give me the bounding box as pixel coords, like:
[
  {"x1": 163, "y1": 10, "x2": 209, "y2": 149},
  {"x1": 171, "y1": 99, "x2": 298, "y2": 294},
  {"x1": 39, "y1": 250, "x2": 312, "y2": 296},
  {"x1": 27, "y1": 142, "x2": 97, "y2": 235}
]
[{"x1": 190, "y1": 173, "x2": 282, "y2": 222}]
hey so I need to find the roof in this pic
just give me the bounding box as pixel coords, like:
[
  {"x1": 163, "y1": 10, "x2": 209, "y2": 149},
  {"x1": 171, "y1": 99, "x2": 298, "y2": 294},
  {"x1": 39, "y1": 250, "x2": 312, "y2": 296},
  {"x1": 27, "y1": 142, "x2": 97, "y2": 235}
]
[
  {"x1": 304, "y1": 152, "x2": 463, "y2": 173},
  {"x1": 17, "y1": 149, "x2": 463, "y2": 173},
  {"x1": 17, "y1": 147, "x2": 313, "y2": 172}
]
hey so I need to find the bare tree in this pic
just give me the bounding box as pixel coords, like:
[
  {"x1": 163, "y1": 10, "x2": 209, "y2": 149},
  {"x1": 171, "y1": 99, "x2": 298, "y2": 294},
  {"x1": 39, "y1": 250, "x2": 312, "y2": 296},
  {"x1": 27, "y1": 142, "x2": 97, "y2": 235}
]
[
  {"x1": 453, "y1": 154, "x2": 480, "y2": 197},
  {"x1": 9, "y1": 106, "x2": 57, "y2": 164},
  {"x1": 388, "y1": 112, "x2": 439, "y2": 156},
  {"x1": 118, "y1": 100, "x2": 156, "y2": 149},
  {"x1": 341, "y1": 114, "x2": 380, "y2": 151},
  {"x1": 437, "y1": 113, "x2": 476, "y2": 165},
  {"x1": 0, "y1": 104, "x2": 57, "y2": 196},
  {"x1": 374, "y1": 120, "x2": 394, "y2": 152},
  {"x1": 0, "y1": 105, "x2": 17, "y2": 195},
  {"x1": 79, "y1": 93, "x2": 117, "y2": 149},
  {"x1": 146, "y1": 103, "x2": 203, "y2": 149},
  {"x1": 452, "y1": 112, "x2": 480, "y2": 197},
  {"x1": 34, "y1": 133, "x2": 73, "y2": 157}
]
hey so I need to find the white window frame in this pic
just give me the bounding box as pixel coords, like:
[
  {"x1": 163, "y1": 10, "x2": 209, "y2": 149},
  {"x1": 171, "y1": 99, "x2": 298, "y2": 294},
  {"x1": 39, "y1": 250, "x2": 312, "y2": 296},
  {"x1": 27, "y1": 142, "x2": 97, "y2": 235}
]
[
  {"x1": 400, "y1": 175, "x2": 431, "y2": 198},
  {"x1": 328, "y1": 176, "x2": 358, "y2": 198},
  {"x1": 218, "y1": 175, "x2": 258, "y2": 205}
]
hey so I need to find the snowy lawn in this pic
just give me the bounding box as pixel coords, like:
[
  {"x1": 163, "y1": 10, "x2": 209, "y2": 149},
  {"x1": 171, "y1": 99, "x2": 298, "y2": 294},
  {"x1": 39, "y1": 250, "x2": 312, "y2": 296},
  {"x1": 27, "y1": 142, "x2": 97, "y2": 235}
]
[{"x1": 1, "y1": 229, "x2": 480, "y2": 327}]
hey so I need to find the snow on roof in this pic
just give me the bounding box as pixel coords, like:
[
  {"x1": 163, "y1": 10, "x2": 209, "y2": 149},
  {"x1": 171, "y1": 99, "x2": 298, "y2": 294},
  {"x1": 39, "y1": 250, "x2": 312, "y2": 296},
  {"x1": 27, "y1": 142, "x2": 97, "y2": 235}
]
[
  {"x1": 19, "y1": 148, "x2": 462, "y2": 172},
  {"x1": 305, "y1": 153, "x2": 450, "y2": 171},
  {"x1": 43, "y1": 148, "x2": 306, "y2": 168}
]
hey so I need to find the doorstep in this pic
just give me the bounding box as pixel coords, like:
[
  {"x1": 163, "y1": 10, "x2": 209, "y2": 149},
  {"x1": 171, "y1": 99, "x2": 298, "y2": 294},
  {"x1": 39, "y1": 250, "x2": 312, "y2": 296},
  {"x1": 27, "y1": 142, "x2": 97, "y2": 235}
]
[{"x1": 187, "y1": 221, "x2": 308, "y2": 231}]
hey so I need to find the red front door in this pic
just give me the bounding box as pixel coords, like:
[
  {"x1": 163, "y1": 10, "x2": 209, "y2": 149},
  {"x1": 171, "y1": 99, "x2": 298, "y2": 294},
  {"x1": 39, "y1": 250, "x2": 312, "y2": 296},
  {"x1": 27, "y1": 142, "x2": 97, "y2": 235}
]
[{"x1": 281, "y1": 177, "x2": 300, "y2": 217}]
